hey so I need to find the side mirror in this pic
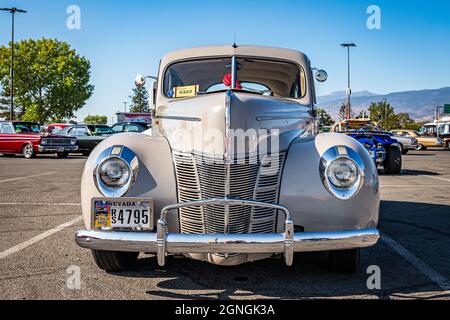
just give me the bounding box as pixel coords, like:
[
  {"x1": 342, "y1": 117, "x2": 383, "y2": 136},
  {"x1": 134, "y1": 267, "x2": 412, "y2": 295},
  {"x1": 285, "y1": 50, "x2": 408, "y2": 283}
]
[
  {"x1": 315, "y1": 70, "x2": 328, "y2": 83},
  {"x1": 135, "y1": 74, "x2": 146, "y2": 87}
]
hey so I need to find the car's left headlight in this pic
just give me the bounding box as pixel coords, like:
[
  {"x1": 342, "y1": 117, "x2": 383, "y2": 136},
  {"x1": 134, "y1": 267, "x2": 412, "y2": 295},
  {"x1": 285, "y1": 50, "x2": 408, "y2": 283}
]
[
  {"x1": 41, "y1": 138, "x2": 47, "y2": 145},
  {"x1": 94, "y1": 146, "x2": 139, "y2": 197},
  {"x1": 71, "y1": 139, "x2": 77, "y2": 145},
  {"x1": 320, "y1": 146, "x2": 365, "y2": 200},
  {"x1": 327, "y1": 158, "x2": 359, "y2": 189}
]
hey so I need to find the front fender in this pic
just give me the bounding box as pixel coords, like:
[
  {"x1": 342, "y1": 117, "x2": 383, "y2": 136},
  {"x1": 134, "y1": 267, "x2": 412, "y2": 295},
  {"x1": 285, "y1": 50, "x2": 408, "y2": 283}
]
[
  {"x1": 80, "y1": 133, "x2": 178, "y2": 231},
  {"x1": 279, "y1": 133, "x2": 380, "y2": 232}
]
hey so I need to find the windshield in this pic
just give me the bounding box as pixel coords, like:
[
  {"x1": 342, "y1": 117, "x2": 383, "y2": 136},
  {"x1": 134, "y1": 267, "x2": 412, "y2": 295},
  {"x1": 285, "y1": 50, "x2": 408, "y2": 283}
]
[
  {"x1": 163, "y1": 57, "x2": 306, "y2": 99},
  {"x1": 92, "y1": 126, "x2": 113, "y2": 135},
  {"x1": 58, "y1": 127, "x2": 73, "y2": 135},
  {"x1": 13, "y1": 123, "x2": 40, "y2": 134},
  {"x1": 340, "y1": 123, "x2": 382, "y2": 132}
]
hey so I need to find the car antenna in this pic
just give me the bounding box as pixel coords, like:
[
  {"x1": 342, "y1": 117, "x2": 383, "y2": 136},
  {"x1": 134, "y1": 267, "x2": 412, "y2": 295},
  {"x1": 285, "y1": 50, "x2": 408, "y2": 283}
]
[{"x1": 232, "y1": 33, "x2": 238, "y2": 48}]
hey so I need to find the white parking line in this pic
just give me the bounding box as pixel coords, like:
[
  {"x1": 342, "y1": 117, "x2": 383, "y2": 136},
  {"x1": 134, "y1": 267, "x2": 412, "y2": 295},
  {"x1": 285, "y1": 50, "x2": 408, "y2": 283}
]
[
  {"x1": 381, "y1": 185, "x2": 450, "y2": 187},
  {"x1": 0, "y1": 216, "x2": 83, "y2": 260},
  {"x1": 424, "y1": 175, "x2": 450, "y2": 183},
  {"x1": 382, "y1": 233, "x2": 450, "y2": 291},
  {"x1": 0, "y1": 203, "x2": 80, "y2": 206},
  {"x1": 0, "y1": 172, "x2": 55, "y2": 183}
]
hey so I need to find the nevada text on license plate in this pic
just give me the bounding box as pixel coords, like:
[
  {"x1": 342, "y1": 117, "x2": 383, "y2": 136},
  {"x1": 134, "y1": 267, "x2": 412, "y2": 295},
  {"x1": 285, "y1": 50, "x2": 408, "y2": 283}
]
[{"x1": 92, "y1": 198, "x2": 153, "y2": 231}]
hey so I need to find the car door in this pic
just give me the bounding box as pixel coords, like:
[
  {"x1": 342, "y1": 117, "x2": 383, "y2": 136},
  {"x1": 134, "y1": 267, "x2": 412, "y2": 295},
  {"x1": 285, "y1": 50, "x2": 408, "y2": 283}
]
[{"x1": 0, "y1": 124, "x2": 16, "y2": 153}]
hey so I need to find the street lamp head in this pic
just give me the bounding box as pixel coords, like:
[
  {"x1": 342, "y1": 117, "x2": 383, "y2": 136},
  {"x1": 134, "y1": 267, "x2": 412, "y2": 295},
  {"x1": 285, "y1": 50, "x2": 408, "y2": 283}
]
[
  {"x1": 340, "y1": 43, "x2": 357, "y2": 48},
  {"x1": 0, "y1": 7, "x2": 27, "y2": 13}
]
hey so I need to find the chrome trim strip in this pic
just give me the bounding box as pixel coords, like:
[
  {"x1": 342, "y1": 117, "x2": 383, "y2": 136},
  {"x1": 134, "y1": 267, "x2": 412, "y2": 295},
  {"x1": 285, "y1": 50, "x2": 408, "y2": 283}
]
[
  {"x1": 231, "y1": 55, "x2": 237, "y2": 90},
  {"x1": 256, "y1": 116, "x2": 306, "y2": 121},
  {"x1": 224, "y1": 92, "x2": 232, "y2": 234},
  {"x1": 154, "y1": 115, "x2": 202, "y2": 122}
]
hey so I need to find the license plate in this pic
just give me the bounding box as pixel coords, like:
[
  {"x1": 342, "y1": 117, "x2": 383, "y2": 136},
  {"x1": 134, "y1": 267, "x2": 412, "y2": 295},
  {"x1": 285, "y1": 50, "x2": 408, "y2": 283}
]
[
  {"x1": 58, "y1": 148, "x2": 65, "y2": 152},
  {"x1": 92, "y1": 198, "x2": 153, "y2": 231}
]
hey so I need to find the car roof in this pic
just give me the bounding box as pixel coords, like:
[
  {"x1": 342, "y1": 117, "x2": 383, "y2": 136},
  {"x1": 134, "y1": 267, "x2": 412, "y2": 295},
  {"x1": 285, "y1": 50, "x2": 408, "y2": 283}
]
[{"x1": 160, "y1": 45, "x2": 310, "y2": 71}]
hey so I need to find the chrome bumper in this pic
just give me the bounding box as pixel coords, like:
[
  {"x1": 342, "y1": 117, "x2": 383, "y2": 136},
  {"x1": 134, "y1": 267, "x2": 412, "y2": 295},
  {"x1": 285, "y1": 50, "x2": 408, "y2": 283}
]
[
  {"x1": 75, "y1": 198, "x2": 380, "y2": 267},
  {"x1": 38, "y1": 145, "x2": 78, "y2": 153}
]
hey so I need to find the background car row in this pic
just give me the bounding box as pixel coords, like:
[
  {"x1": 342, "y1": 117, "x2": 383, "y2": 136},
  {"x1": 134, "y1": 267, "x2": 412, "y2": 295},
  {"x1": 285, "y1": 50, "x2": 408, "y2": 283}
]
[{"x1": 0, "y1": 121, "x2": 151, "y2": 159}]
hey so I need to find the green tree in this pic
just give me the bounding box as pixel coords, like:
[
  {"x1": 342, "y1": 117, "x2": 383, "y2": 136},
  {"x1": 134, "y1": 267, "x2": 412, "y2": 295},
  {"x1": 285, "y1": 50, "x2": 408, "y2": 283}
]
[
  {"x1": 84, "y1": 115, "x2": 108, "y2": 125},
  {"x1": 368, "y1": 100, "x2": 397, "y2": 130},
  {"x1": 129, "y1": 85, "x2": 150, "y2": 113},
  {"x1": 0, "y1": 96, "x2": 9, "y2": 119},
  {"x1": 0, "y1": 38, "x2": 94, "y2": 123},
  {"x1": 317, "y1": 108, "x2": 334, "y2": 126}
]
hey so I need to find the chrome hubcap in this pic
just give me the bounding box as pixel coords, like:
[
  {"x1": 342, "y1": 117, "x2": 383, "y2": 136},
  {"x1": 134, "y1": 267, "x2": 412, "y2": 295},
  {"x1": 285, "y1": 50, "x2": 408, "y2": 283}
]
[{"x1": 24, "y1": 144, "x2": 33, "y2": 156}]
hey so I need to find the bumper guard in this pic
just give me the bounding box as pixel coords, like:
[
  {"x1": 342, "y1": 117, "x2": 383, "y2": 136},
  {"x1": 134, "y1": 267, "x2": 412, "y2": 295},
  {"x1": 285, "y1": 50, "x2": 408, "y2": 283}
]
[{"x1": 76, "y1": 198, "x2": 380, "y2": 267}]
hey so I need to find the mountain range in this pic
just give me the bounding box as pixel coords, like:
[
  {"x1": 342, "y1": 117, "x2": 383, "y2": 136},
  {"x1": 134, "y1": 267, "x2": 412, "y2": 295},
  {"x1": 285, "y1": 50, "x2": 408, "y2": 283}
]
[{"x1": 317, "y1": 87, "x2": 450, "y2": 121}]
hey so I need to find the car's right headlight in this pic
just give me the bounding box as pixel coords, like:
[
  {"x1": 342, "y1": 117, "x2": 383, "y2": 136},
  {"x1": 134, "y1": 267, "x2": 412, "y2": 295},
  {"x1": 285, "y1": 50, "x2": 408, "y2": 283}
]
[
  {"x1": 98, "y1": 157, "x2": 131, "y2": 187},
  {"x1": 320, "y1": 146, "x2": 365, "y2": 200},
  {"x1": 94, "y1": 146, "x2": 139, "y2": 197}
]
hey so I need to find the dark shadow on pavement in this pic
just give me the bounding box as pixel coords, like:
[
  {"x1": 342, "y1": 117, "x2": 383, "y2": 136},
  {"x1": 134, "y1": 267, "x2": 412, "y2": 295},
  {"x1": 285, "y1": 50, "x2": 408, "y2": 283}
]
[{"x1": 400, "y1": 169, "x2": 440, "y2": 176}]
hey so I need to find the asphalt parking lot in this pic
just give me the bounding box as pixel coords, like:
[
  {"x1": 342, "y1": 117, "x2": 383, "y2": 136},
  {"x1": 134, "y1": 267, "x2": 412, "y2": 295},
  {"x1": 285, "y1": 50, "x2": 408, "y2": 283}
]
[{"x1": 0, "y1": 150, "x2": 449, "y2": 300}]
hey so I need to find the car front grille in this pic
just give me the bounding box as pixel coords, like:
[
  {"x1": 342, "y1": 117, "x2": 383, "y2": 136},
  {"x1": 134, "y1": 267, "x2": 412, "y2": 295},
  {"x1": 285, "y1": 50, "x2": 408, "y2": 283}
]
[
  {"x1": 45, "y1": 138, "x2": 73, "y2": 146},
  {"x1": 173, "y1": 152, "x2": 286, "y2": 235}
]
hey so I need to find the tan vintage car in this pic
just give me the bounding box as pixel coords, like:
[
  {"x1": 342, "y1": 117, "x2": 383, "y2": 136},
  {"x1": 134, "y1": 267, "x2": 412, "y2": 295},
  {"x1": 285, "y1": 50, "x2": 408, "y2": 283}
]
[
  {"x1": 75, "y1": 45, "x2": 380, "y2": 274},
  {"x1": 391, "y1": 129, "x2": 444, "y2": 150}
]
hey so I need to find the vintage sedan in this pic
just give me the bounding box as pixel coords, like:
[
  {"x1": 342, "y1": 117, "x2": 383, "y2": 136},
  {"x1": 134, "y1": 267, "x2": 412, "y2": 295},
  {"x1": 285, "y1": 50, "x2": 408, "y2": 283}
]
[
  {"x1": 76, "y1": 45, "x2": 380, "y2": 274},
  {"x1": 392, "y1": 129, "x2": 444, "y2": 151},
  {"x1": 59, "y1": 125, "x2": 113, "y2": 156},
  {"x1": 0, "y1": 121, "x2": 78, "y2": 158}
]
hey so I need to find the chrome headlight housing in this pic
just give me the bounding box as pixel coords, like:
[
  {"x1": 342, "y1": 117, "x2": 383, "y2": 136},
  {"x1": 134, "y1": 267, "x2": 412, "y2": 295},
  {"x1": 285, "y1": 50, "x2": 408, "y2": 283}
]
[
  {"x1": 71, "y1": 139, "x2": 77, "y2": 145},
  {"x1": 94, "y1": 146, "x2": 139, "y2": 197},
  {"x1": 41, "y1": 138, "x2": 47, "y2": 145},
  {"x1": 320, "y1": 145, "x2": 365, "y2": 200}
]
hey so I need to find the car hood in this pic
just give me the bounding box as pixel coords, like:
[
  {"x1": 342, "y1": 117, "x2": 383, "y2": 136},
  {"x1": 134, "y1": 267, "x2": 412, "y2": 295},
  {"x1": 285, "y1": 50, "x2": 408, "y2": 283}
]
[
  {"x1": 345, "y1": 131, "x2": 397, "y2": 145},
  {"x1": 154, "y1": 91, "x2": 313, "y2": 157}
]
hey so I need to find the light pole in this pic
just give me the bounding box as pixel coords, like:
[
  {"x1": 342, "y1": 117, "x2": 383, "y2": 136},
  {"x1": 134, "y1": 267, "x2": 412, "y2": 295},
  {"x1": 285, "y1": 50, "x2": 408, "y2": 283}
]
[
  {"x1": 340, "y1": 43, "x2": 356, "y2": 119},
  {"x1": 0, "y1": 7, "x2": 27, "y2": 121},
  {"x1": 123, "y1": 102, "x2": 128, "y2": 113}
]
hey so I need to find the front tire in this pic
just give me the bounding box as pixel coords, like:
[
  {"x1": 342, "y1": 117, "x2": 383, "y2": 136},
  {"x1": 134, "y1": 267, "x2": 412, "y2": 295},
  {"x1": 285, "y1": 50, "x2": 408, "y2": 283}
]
[
  {"x1": 383, "y1": 146, "x2": 402, "y2": 175},
  {"x1": 91, "y1": 250, "x2": 139, "y2": 272},
  {"x1": 416, "y1": 144, "x2": 427, "y2": 151},
  {"x1": 329, "y1": 249, "x2": 360, "y2": 274},
  {"x1": 22, "y1": 143, "x2": 36, "y2": 159}
]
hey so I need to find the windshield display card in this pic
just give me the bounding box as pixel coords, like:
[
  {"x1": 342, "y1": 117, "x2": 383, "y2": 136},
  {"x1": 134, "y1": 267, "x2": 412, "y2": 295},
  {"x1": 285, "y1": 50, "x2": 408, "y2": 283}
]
[{"x1": 174, "y1": 85, "x2": 199, "y2": 98}]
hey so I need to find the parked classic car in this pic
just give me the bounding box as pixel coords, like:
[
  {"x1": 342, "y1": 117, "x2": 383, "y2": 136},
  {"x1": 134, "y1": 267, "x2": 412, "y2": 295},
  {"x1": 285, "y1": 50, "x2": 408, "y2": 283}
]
[
  {"x1": 0, "y1": 121, "x2": 78, "y2": 158},
  {"x1": 59, "y1": 125, "x2": 113, "y2": 156},
  {"x1": 332, "y1": 119, "x2": 402, "y2": 174},
  {"x1": 392, "y1": 129, "x2": 445, "y2": 151},
  {"x1": 388, "y1": 132, "x2": 418, "y2": 154},
  {"x1": 76, "y1": 45, "x2": 380, "y2": 274},
  {"x1": 420, "y1": 122, "x2": 450, "y2": 150}
]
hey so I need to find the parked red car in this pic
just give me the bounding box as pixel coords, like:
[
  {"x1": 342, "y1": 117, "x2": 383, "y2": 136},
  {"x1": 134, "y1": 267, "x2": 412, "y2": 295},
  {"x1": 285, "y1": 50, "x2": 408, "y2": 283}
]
[{"x1": 0, "y1": 121, "x2": 78, "y2": 159}]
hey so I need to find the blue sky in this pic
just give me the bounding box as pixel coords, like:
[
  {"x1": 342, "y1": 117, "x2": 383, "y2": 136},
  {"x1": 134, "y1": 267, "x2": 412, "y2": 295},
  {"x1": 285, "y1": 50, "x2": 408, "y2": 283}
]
[{"x1": 0, "y1": 0, "x2": 449, "y2": 122}]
